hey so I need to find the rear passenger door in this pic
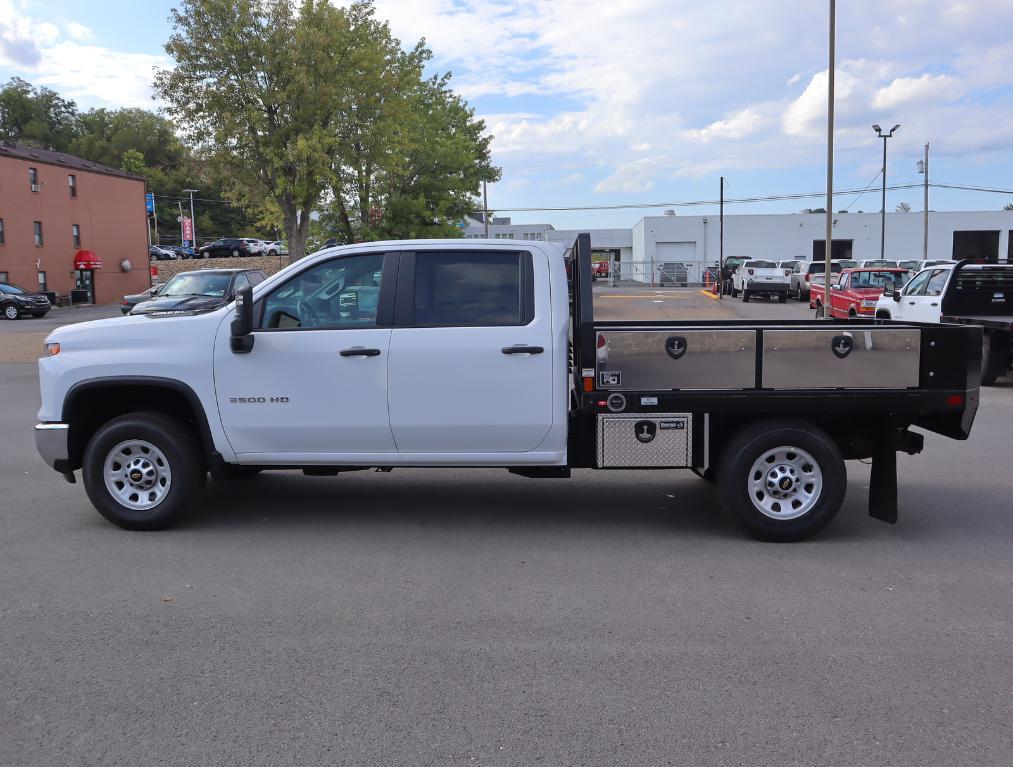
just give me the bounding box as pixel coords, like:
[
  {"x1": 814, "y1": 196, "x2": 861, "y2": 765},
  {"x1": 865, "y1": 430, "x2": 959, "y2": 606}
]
[{"x1": 386, "y1": 248, "x2": 553, "y2": 454}]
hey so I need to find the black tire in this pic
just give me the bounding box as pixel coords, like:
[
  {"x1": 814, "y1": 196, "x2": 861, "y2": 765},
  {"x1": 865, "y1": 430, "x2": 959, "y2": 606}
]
[
  {"x1": 231, "y1": 249, "x2": 239, "y2": 257},
  {"x1": 268, "y1": 249, "x2": 277, "y2": 257},
  {"x1": 82, "y1": 411, "x2": 204, "y2": 530},
  {"x1": 2, "y1": 302, "x2": 21, "y2": 320},
  {"x1": 981, "y1": 331, "x2": 1005, "y2": 386},
  {"x1": 742, "y1": 290, "x2": 750, "y2": 303},
  {"x1": 717, "y1": 420, "x2": 847, "y2": 541},
  {"x1": 875, "y1": 310, "x2": 891, "y2": 320}
]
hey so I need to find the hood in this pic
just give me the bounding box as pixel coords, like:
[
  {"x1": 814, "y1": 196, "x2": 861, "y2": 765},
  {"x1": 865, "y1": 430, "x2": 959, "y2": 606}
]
[{"x1": 131, "y1": 294, "x2": 230, "y2": 315}]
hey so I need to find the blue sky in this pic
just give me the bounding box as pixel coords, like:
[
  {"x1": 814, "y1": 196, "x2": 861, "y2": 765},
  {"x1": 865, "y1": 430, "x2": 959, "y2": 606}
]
[{"x1": 3, "y1": 0, "x2": 1013, "y2": 229}]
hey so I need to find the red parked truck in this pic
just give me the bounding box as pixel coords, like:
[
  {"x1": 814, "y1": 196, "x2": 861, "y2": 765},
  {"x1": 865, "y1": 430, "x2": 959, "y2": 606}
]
[{"x1": 810, "y1": 267, "x2": 911, "y2": 319}]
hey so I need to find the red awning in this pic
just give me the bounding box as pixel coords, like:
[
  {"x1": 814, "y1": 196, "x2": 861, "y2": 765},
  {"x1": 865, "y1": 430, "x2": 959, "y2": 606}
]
[{"x1": 74, "y1": 250, "x2": 102, "y2": 269}]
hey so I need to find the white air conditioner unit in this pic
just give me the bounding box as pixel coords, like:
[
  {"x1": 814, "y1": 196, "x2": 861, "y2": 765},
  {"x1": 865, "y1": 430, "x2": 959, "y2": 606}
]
[{"x1": 30, "y1": 184, "x2": 40, "y2": 192}]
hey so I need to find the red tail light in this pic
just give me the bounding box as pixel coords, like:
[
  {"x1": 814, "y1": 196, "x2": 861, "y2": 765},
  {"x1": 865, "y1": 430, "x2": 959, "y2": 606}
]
[
  {"x1": 805, "y1": 274, "x2": 811, "y2": 282},
  {"x1": 596, "y1": 333, "x2": 606, "y2": 349}
]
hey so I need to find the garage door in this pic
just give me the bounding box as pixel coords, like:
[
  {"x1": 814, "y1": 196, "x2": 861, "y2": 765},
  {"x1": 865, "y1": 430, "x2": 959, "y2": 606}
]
[{"x1": 656, "y1": 242, "x2": 698, "y2": 283}]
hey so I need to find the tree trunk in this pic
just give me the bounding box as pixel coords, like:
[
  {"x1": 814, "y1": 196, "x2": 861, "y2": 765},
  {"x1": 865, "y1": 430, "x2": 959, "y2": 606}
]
[{"x1": 282, "y1": 203, "x2": 305, "y2": 266}]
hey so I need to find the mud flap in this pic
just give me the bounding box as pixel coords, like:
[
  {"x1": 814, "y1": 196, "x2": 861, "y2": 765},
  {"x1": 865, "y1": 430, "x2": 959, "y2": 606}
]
[{"x1": 868, "y1": 429, "x2": 898, "y2": 524}]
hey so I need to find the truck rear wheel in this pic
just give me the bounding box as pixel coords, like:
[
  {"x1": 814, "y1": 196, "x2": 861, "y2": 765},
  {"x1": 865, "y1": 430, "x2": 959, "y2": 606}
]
[
  {"x1": 717, "y1": 420, "x2": 846, "y2": 541},
  {"x1": 82, "y1": 411, "x2": 203, "y2": 530},
  {"x1": 981, "y1": 331, "x2": 1006, "y2": 386}
]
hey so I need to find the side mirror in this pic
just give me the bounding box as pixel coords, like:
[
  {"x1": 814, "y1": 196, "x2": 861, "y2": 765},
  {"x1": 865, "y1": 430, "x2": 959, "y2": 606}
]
[
  {"x1": 882, "y1": 281, "x2": 895, "y2": 297},
  {"x1": 230, "y1": 286, "x2": 255, "y2": 354},
  {"x1": 830, "y1": 283, "x2": 841, "y2": 291}
]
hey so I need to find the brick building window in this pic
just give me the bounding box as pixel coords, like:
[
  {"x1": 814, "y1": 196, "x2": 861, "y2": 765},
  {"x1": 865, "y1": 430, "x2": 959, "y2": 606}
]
[
  {"x1": 34, "y1": 221, "x2": 43, "y2": 246},
  {"x1": 72, "y1": 224, "x2": 81, "y2": 248},
  {"x1": 38, "y1": 271, "x2": 47, "y2": 292},
  {"x1": 0, "y1": 218, "x2": 4, "y2": 244},
  {"x1": 29, "y1": 167, "x2": 39, "y2": 191},
  {"x1": 68, "y1": 174, "x2": 77, "y2": 197},
  {"x1": 0, "y1": 271, "x2": 8, "y2": 283}
]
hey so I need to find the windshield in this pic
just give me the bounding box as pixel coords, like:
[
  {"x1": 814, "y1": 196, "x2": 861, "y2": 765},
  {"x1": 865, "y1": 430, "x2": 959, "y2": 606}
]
[
  {"x1": 851, "y1": 270, "x2": 911, "y2": 289},
  {"x1": 835, "y1": 260, "x2": 858, "y2": 268},
  {"x1": 0, "y1": 283, "x2": 29, "y2": 294},
  {"x1": 808, "y1": 262, "x2": 842, "y2": 274},
  {"x1": 159, "y1": 273, "x2": 232, "y2": 298},
  {"x1": 745, "y1": 261, "x2": 777, "y2": 268}
]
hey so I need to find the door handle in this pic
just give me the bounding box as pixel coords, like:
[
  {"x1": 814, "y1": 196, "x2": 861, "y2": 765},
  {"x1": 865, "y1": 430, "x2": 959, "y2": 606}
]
[
  {"x1": 502, "y1": 345, "x2": 544, "y2": 355},
  {"x1": 930, "y1": 302, "x2": 939, "y2": 307},
  {"x1": 908, "y1": 301, "x2": 916, "y2": 305},
  {"x1": 340, "y1": 347, "x2": 381, "y2": 357}
]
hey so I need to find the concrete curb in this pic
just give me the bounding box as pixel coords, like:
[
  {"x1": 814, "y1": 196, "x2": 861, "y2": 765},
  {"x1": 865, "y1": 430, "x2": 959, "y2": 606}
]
[{"x1": 699, "y1": 289, "x2": 720, "y2": 300}]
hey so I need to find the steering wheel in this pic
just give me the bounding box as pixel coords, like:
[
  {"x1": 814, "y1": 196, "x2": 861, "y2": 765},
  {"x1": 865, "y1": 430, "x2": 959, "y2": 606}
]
[{"x1": 297, "y1": 299, "x2": 322, "y2": 328}]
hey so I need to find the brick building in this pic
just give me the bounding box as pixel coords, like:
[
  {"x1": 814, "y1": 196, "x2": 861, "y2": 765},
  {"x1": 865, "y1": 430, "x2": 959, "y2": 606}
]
[{"x1": 0, "y1": 142, "x2": 150, "y2": 304}]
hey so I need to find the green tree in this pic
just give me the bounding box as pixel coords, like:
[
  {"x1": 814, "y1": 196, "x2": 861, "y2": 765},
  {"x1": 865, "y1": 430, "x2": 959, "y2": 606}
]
[
  {"x1": 0, "y1": 77, "x2": 80, "y2": 149},
  {"x1": 155, "y1": 0, "x2": 360, "y2": 262}
]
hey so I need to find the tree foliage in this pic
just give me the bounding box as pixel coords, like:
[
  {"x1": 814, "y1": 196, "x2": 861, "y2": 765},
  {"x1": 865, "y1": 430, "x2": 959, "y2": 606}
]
[{"x1": 155, "y1": 0, "x2": 498, "y2": 260}]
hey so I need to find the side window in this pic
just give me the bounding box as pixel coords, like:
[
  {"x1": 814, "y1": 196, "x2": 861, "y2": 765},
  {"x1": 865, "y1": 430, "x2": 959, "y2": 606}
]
[
  {"x1": 409, "y1": 251, "x2": 532, "y2": 327},
  {"x1": 259, "y1": 253, "x2": 384, "y2": 330},
  {"x1": 248, "y1": 272, "x2": 265, "y2": 286},
  {"x1": 925, "y1": 270, "x2": 949, "y2": 297},
  {"x1": 232, "y1": 273, "x2": 250, "y2": 294},
  {"x1": 904, "y1": 269, "x2": 936, "y2": 296}
]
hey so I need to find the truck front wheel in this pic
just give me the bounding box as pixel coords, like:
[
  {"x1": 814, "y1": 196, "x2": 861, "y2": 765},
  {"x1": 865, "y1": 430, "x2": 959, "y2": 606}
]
[
  {"x1": 717, "y1": 420, "x2": 847, "y2": 541},
  {"x1": 82, "y1": 411, "x2": 204, "y2": 530}
]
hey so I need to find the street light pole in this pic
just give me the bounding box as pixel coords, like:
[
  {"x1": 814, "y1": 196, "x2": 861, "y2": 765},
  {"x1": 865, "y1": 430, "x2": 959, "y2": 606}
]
[
  {"x1": 917, "y1": 143, "x2": 929, "y2": 260},
  {"x1": 824, "y1": 0, "x2": 835, "y2": 303},
  {"x1": 183, "y1": 188, "x2": 199, "y2": 252},
  {"x1": 872, "y1": 124, "x2": 899, "y2": 260}
]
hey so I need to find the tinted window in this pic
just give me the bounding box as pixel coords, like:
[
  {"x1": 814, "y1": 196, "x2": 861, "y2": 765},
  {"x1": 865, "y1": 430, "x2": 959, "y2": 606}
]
[
  {"x1": 903, "y1": 270, "x2": 935, "y2": 296},
  {"x1": 233, "y1": 273, "x2": 250, "y2": 294},
  {"x1": 248, "y1": 272, "x2": 265, "y2": 286},
  {"x1": 925, "y1": 270, "x2": 949, "y2": 296},
  {"x1": 411, "y1": 251, "x2": 530, "y2": 327},
  {"x1": 160, "y1": 272, "x2": 233, "y2": 297},
  {"x1": 851, "y1": 270, "x2": 909, "y2": 289},
  {"x1": 1, "y1": 283, "x2": 28, "y2": 294},
  {"x1": 260, "y1": 253, "x2": 384, "y2": 329},
  {"x1": 745, "y1": 261, "x2": 776, "y2": 268}
]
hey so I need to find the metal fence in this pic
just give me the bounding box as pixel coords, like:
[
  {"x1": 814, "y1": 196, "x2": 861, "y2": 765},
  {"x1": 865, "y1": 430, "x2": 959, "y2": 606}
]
[{"x1": 603, "y1": 260, "x2": 720, "y2": 289}]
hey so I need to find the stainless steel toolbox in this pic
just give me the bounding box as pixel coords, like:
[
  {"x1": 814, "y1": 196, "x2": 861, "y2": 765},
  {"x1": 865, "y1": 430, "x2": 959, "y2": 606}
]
[
  {"x1": 597, "y1": 412, "x2": 693, "y2": 468},
  {"x1": 761, "y1": 328, "x2": 921, "y2": 389},
  {"x1": 596, "y1": 329, "x2": 756, "y2": 390}
]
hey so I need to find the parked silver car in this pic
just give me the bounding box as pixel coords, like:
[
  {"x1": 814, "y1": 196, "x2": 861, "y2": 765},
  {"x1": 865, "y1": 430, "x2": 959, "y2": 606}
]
[{"x1": 790, "y1": 260, "x2": 843, "y2": 300}]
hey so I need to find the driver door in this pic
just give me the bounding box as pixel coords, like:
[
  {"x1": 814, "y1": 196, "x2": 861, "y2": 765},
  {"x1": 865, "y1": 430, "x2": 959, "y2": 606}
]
[{"x1": 214, "y1": 251, "x2": 398, "y2": 460}]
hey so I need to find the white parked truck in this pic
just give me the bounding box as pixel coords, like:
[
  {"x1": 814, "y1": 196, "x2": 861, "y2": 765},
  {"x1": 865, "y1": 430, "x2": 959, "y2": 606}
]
[
  {"x1": 730, "y1": 260, "x2": 791, "y2": 302},
  {"x1": 35, "y1": 235, "x2": 982, "y2": 540}
]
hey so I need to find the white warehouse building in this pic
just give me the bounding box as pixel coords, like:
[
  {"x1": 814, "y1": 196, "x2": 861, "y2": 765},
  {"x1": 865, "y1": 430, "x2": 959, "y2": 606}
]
[{"x1": 465, "y1": 210, "x2": 1013, "y2": 284}]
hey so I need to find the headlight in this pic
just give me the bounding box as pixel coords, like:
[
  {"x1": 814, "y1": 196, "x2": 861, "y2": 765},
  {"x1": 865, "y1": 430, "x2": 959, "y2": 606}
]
[{"x1": 43, "y1": 342, "x2": 60, "y2": 357}]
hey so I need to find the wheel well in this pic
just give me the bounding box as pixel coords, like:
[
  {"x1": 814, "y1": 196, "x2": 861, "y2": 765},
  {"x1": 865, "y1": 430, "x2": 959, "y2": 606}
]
[
  {"x1": 709, "y1": 413, "x2": 888, "y2": 464},
  {"x1": 847, "y1": 307, "x2": 857, "y2": 317},
  {"x1": 875, "y1": 309, "x2": 891, "y2": 320},
  {"x1": 63, "y1": 381, "x2": 213, "y2": 471}
]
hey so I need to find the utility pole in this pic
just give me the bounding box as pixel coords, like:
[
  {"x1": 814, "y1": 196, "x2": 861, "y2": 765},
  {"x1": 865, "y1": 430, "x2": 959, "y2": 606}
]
[
  {"x1": 824, "y1": 0, "x2": 835, "y2": 304},
  {"x1": 873, "y1": 124, "x2": 900, "y2": 259},
  {"x1": 483, "y1": 181, "x2": 489, "y2": 238},
  {"x1": 719, "y1": 176, "x2": 725, "y2": 300},
  {"x1": 918, "y1": 144, "x2": 929, "y2": 260}
]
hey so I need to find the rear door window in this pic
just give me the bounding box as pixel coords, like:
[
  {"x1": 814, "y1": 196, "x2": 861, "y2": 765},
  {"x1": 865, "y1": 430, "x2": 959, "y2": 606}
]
[{"x1": 405, "y1": 251, "x2": 533, "y2": 327}]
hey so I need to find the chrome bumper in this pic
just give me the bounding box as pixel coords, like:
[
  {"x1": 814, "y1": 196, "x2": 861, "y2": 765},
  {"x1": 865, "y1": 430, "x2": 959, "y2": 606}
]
[{"x1": 35, "y1": 423, "x2": 69, "y2": 471}]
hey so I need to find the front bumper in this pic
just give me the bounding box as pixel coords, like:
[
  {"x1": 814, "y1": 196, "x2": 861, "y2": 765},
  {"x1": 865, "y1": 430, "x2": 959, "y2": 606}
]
[{"x1": 35, "y1": 423, "x2": 69, "y2": 471}]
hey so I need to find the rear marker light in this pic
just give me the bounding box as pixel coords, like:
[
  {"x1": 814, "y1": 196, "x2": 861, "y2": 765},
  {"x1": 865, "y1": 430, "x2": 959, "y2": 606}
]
[
  {"x1": 947, "y1": 394, "x2": 964, "y2": 407},
  {"x1": 596, "y1": 333, "x2": 606, "y2": 349},
  {"x1": 583, "y1": 376, "x2": 594, "y2": 392}
]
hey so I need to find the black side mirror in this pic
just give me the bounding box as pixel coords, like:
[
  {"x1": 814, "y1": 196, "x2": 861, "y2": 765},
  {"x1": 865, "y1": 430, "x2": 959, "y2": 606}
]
[
  {"x1": 230, "y1": 286, "x2": 255, "y2": 354},
  {"x1": 882, "y1": 281, "x2": 895, "y2": 297}
]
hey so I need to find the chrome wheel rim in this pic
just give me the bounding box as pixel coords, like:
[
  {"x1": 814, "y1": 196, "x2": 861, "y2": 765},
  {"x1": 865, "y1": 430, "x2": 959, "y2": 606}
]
[
  {"x1": 4, "y1": 305, "x2": 17, "y2": 319},
  {"x1": 103, "y1": 439, "x2": 172, "y2": 511},
  {"x1": 748, "y1": 445, "x2": 822, "y2": 520}
]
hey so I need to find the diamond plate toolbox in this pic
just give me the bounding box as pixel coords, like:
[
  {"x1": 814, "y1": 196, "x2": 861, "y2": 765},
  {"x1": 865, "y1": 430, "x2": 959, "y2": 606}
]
[{"x1": 597, "y1": 413, "x2": 693, "y2": 468}]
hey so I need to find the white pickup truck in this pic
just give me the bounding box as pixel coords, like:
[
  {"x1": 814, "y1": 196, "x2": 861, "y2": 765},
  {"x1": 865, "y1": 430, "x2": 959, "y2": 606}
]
[
  {"x1": 730, "y1": 260, "x2": 790, "y2": 302},
  {"x1": 35, "y1": 235, "x2": 982, "y2": 541}
]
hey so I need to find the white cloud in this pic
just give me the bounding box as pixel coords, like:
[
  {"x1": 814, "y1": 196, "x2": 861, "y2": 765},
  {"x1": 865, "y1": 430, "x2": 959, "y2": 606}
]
[
  {"x1": 594, "y1": 159, "x2": 657, "y2": 193},
  {"x1": 685, "y1": 107, "x2": 765, "y2": 142},
  {"x1": 872, "y1": 74, "x2": 961, "y2": 109},
  {"x1": 0, "y1": 0, "x2": 167, "y2": 108}
]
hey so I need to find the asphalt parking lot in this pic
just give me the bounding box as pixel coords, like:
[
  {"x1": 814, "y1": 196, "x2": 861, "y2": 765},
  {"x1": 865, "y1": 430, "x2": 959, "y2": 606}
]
[{"x1": 1, "y1": 295, "x2": 1010, "y2": 766}]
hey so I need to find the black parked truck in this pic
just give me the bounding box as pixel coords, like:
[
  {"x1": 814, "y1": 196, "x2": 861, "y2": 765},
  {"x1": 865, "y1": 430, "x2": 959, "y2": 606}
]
[
  {"x1": 939, "y1": 261, "x2": 1013, "y2": 386},
  {"x1": 565, "y1": 234, "x2": 981, "y2": 540}
]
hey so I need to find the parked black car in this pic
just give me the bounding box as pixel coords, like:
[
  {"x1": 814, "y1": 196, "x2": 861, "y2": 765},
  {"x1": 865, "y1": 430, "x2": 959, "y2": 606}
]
[
  {"x1": 121, "y1": 284, "x2": 165, "y2": 314},
  {"x1": 130, "y1": 268, "x2": 266, "y2": 316},
  {"x1": 197, "y1": 238, "x2": 252, "y2": 259},
  {"x1": 1, "y1": 282, "x2": 51, "y2": 320}
]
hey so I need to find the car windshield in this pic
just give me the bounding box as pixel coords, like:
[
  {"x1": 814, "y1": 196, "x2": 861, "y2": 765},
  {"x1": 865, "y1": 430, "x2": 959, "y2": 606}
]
[
  {"x1": 851, "y1": 270, "x2": 911, "y2": 288},
  {"x1": 159, "y1": 273, "x2": 232, "y2": 297},
  {"x1": 745, "y1": 261, "x2": 776, "y2": 268},
  {"x1": 835, "y1": 260, "x2": 858, "y2": 268},
  {"x1": 1, "y1": 283, "x2": 29, "y2": 294}
]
